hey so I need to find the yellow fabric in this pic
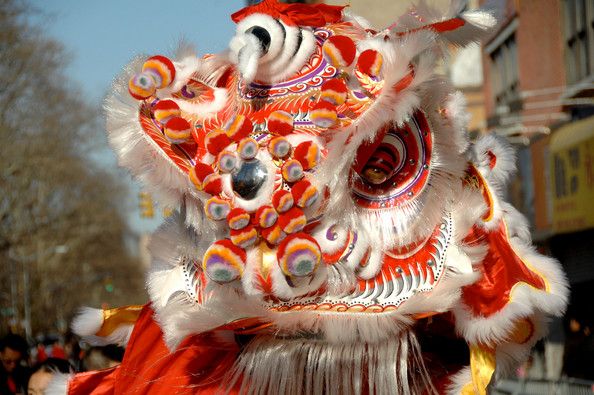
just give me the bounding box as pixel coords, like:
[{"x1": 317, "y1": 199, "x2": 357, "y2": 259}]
[
  {"x1": 549, "y1": 117, "x2": 594, "y2": 233},
  {"x1": 462, "y1": 345, "x2": 496, "y2": 395},
  {"x1": 96, "y1": 305, "x2": 144, "y2": 337}
]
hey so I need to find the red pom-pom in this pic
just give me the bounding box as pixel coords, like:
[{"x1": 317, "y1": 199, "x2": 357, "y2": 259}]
[
  {"x1": 153, "y1": 100, "x2": 181, "y2": 124},
  {"x1": 230, "y1": 225, "x2": 258, "y2": 248},
  {"x1": 322, "y1": 35, "x2": 357, "y2": 68},
  {"x1": 227, "y1": 208, "x2": 251, "y2": 230},
  {"x1": 202, "y1": 174, "x2": 223, "y2": 195},
  {"x1": 278, "y1": 207, "x2": 307, "y2": 234},
  {"x1": 267, "y1": 111, "x2": 294, "y2": 136},
  {"x1": 291, "y1": 179, "x2": 319, "y2": 208},
  {"x1": 293, "y1": 141, "x2": 321, "y2": 170},
  {"x1": 320, "y1": 78, "x2": 348, "y2": 106},
  {"x1": 261, "y1": 225, "x2": 286, "y2": 245},
  {"x1": 142, "y1": 55, "x2": 176, "y2": 89},
  {"x1": 255, "y1": 205, "x2": 278, "y2": 228},
  {"x1": 189, "y1": 163, "x2": 215, "y2": 190},
  {"x1": 205, "y1": 129, "x2": 232, "y2": 155},
  {"x1": 272, "y1": 190, "x2": 294, "y2": 213},
  {"x1": 226, "y1": 115, "x2": 253, "y2": 142},
  {"x1": 309, "y1": 101, "x2": 338, "y2": 128},
  {"x1": 356, "y1": 49, "x2": 383, "y2": 77},
  {"x1": 164, "y1": 117, "x2": 192, "y2": 144}
]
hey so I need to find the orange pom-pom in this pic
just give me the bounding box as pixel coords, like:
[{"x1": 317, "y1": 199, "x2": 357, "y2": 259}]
[
  {"x1": 282, "y1": 159, "x2": 304, "y2": 182},
  {"x1": 217, "y1": 150, "x2": 238, "y2": 173},
  {"x1": 238, "y1": 138, "x2": 259, "y2": 160},
  {"x1": 268, "y1": 136, "x2": 291, "y2": 158},
  {"x1": 205, "y1": 197, "x2": 231, "y2": 221},
  {"x1": 128, "y1": 72, "x2": 156, "y2": 100}
]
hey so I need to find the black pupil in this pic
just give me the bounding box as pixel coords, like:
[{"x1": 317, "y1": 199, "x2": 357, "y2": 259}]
[{"x1": 231, "y1": 160, "x2": 268, "y2": 200}]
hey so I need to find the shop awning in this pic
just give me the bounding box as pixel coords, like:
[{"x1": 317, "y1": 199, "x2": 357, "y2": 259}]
[{"x1": 550, "y1": 115, "x2": 594, "y2": 152}]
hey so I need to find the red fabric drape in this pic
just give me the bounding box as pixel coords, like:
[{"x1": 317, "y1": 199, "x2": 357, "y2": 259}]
[{"x1": 67, "y1": 305, "x2": 241, "y2": 395}]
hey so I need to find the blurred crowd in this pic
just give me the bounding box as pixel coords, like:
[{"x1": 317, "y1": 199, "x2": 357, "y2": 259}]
[{"x1": 0, "y1": 333, "x2": 124, "y2": 395}]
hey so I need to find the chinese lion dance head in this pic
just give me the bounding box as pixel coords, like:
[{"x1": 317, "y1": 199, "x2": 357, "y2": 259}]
[{"x1": 62, "y1": 1, "x2": 568, "y2": 394}]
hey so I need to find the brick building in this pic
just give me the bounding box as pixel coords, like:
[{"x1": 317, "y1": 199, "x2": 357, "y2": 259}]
[{"x1": 481, "y1": 0, "x2": 594, "y2": 379}]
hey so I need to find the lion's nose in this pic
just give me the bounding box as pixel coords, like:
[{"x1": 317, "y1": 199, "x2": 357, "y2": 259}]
[{"x1": 231, "y1": 159, "x2": 268, "y2": 200}]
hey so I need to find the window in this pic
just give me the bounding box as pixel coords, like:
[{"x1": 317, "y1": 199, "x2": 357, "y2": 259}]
[
  {"x1": 564, "y1": 0, "x2": 594, "y2": 84},
  {"x1": 490, "y1": 35, "x2": 519, "y2": 108}
]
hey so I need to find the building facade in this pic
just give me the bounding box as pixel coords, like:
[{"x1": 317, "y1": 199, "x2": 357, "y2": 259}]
[{"x1": 481, "y1": 0, "x2": 594, "y2": 380}]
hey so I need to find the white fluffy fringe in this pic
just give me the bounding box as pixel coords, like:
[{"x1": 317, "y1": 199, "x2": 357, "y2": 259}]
[
  {"x1": 226, "y1": 331, "x2": 437, "y2": 395},
  {"x1": 71, "y1": 307, "x2": 134, "y2": 347},
  {"x1": 45, "y1": 373, "x2": 73, "y2": 395}
]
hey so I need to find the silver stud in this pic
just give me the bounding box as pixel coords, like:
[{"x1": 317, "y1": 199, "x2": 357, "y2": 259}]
[
  {"x1": 427, "y1": 259, "x2": 434, "y2": 267},
  {"x1": 440, "y1": 223, "x2": 446, "y2": 229},
  {"x1": 407, "y1": 191, "x2": 414, "y2": 197},
  {"x1": 396, "y1": 267, "x2": 403, "y2": 274},
  {"x1": 409, "y1": 159, "x2": 415, "y2": 165},
  {"x1": 423, "y1": 164, "x2": 429, "y2": 170}
]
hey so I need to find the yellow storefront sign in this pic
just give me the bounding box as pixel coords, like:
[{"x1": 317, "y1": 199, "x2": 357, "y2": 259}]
[{"x1": 550, "y1": 116, "x2": 594, "y2": 234}]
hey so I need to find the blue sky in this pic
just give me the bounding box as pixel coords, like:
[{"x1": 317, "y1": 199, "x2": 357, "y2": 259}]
[{"x1": 28, "y1": 0, "x2": 244, "y2": 234}]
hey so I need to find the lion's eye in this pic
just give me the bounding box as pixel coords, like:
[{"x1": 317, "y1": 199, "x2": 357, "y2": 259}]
[
  {"x1": 231, "y1": 159, "x2": 268, "y2": 200},
  {"x1": 360, "y1": 132, "x2": 405, "y2": 185},
  {"x1": 352, "y1": 111, "x2": 432, "y2": 209}
]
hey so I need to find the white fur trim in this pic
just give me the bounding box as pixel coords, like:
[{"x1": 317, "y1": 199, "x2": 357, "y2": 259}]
[
  {"x1": 474, "y1": 134, "x2": 516, "y2": 189},
  {"x1": 445, "y1": 366, "x2": 471, "y2": 395},
  {"x1": 453, "y1": 213, "x2": 569, "y2": 346},
  {"x1": 71, "y1": 307, "x2": 104, "y2": 337},
  {"x1": 45, "y1": 373, "x2": 73, "y2": 395},
  {"x1": 70, "y1": 307, "x2": 134, "y2": 347}
]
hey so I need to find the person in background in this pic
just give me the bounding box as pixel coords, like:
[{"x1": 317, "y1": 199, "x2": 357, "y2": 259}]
[
  {"x1": 27, "y1": 358, "x2": 73, "y2": 395},
  {"x1": 0, "y1": 334, "x2": 30, "y2": 395}
]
